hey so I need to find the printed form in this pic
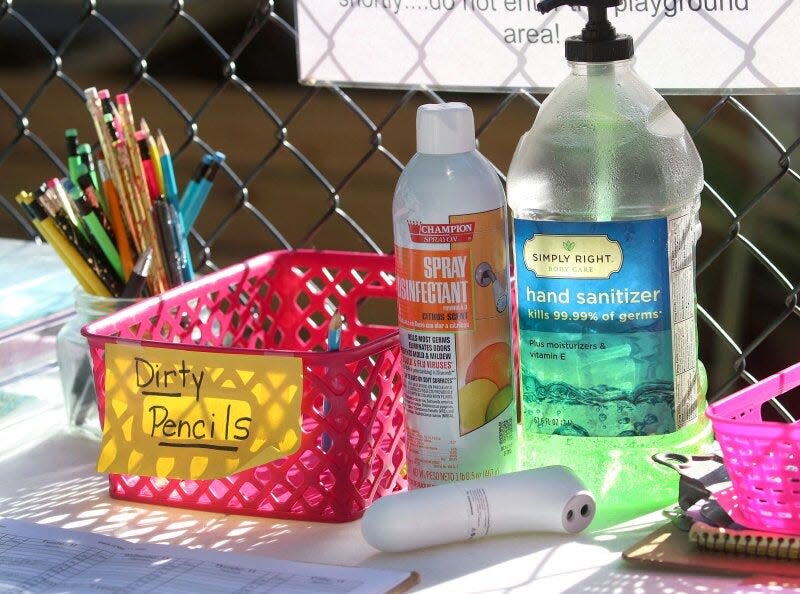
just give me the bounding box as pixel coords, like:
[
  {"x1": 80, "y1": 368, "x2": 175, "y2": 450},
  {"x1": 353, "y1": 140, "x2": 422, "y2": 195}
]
[{"x1": 0, "y1": 519, "x2": 415, "y2": 593}]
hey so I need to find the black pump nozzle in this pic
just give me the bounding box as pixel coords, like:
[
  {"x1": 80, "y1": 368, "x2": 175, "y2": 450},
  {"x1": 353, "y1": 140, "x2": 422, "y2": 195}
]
[{"x1": 536, "y1": 0, "x2": 633, "y2": 63}]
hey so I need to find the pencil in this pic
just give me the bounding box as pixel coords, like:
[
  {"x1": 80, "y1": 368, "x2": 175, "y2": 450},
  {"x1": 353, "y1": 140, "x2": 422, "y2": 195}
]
[
  {"x1": 136, "y1": 130, "x2": 161, "y2": 201},
  {"x1": 39, "y1": 189, "x2": 123, "y2": 296},
  {"x1": 96, "y1": 152, "x2": 135, "y2": 278},
  {"x1": 141, "y1": 119, "x2": 165, "y2": 196},
  {"x1": 98, "y1": 88, "x2": 114, "y2": 116},
  {"x1": 322, "y1": 311, "x2": 343, "y2": 452},
  {"x1": 114, "y1": 95, "x2": 168, "y2": 293},
  {"x1": 16, "y1": 191, "x2": 97, "y2": 294},
  {"x1": 65, "y1": 129, "x2": 82, "y2": 187},
  {"x1": 77, "y1": 143, "x2": 106, "y2": 213},
  {"x1": 69, "y1": 182, "x2": 124, "y2": 281}
]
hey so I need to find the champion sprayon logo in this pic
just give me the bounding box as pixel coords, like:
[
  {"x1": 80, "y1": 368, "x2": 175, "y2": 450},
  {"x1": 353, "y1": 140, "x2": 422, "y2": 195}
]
[{"x1": 408, "y1": 220, "x2": 475, "y2": 243}]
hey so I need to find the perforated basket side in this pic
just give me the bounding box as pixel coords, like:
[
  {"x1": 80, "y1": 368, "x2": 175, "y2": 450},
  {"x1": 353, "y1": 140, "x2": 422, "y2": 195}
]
[
  {"x1": 707, "y1": 362, "x2": 800, "y2": 533},
  {"x1": 83, "y1": 250, "x2": 406, "y2": 522}
]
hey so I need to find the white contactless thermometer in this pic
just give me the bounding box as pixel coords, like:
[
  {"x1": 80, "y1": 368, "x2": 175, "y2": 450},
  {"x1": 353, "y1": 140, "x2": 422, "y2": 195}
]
[{"x1": 361, "y1": 466, "x2": 595, "y2": 552}]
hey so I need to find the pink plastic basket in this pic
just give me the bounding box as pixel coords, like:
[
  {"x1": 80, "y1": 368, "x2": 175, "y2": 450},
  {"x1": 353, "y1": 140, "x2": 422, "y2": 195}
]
[
  {"x1": 83, "y1": 250, "x2": 406, "y2": 522},
  {"x1": 706, "y1": 362, "x2": 800, "y2": 534}
]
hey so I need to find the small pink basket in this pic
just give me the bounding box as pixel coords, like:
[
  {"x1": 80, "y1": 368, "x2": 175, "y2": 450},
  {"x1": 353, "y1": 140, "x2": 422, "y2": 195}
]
[{"x1": 706, "y1": 362, "x2": 800, "y2": 534}]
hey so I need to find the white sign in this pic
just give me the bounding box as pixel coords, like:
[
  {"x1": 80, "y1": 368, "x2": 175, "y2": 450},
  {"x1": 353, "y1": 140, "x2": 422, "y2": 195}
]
[{"x1": 296, "y1": 1, "x2": 800, "y2": 93}]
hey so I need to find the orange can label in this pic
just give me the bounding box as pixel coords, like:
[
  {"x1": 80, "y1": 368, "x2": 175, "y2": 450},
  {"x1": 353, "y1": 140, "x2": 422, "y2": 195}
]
[{"x1": 396, "y1": 247, "x2": 473, "y2": 331}]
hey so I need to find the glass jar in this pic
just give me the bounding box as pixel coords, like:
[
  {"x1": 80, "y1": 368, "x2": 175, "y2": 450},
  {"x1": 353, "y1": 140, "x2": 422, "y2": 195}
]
[{"x1": 56, "y1": 289, "x2": 138, "y2": 438}]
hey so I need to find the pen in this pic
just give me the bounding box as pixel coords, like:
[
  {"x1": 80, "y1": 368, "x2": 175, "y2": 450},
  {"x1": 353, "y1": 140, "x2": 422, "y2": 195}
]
[
  {"x1": 179, "y1": 154, "x2": 213, "y2": 227},
  {"x1": 156, "y1": 130, "x2": 194, "y2": 281},
  {"x1": 152, "y1": 197, "x2": 183, "y2": 288},
  {"x1": 181, "y1": 151, "x2": 224, "y2": 230},
  {"x1": 120, "y1": 247, "x2": 153, "y2": 299}
]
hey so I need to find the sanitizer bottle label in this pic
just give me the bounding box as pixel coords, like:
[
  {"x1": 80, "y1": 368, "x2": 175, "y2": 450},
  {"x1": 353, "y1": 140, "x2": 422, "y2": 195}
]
[
  {"x1": 513, "y1": 212, "x2": 698, "y2": 437},
  {"x1": 396, "y1": 207, "x2": 517, "y2": 488}
]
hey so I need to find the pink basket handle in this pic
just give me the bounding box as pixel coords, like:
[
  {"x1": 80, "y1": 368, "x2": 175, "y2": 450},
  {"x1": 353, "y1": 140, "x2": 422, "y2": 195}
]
[{"x1": 708, "y1": 361, "x2": 800, "y2": 421}]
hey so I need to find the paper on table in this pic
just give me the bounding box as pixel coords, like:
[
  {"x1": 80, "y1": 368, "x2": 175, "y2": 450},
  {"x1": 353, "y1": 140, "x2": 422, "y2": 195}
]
[{"x1": 0, "y1": 518, "x2": 417, "y2": 594}]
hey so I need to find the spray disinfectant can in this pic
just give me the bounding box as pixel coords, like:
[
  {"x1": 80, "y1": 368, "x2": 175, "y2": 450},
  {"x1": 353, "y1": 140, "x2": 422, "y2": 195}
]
[{"x1": 393, "y1": 103, "x2": 517, "y2": 488}]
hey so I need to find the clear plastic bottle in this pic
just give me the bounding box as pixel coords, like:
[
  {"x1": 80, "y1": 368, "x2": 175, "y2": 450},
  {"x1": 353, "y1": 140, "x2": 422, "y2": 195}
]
[
  {"x1": 508, "y1": 1, "x2": 712, "y2": 525},
  {"x1": 393, "y1": 103, "x2": 517, "y2": 488}
]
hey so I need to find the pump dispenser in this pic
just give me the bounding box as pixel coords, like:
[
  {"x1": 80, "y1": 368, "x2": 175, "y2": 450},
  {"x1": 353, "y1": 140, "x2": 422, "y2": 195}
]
[
  {"x1": 538, "y1": 0, "x2": 633, "y2": 63},
  {"x1": 508, "y1": 0, "x2": 711, "y2": 525}
]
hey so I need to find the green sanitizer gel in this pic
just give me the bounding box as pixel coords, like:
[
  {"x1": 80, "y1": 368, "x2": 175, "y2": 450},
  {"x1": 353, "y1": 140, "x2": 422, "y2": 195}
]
[{"x1": 508, "y1": 0, "x2": 712, "y2": 526}]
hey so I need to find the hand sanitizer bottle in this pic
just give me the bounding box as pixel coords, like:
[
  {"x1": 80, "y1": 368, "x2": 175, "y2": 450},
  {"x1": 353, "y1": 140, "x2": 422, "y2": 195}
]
[
  {"x1": 393, "y1": 103, "x2": 517, "y2": 488},
  {"x1": 507, "y1": 0, "x2": 711, "y2": 524}
]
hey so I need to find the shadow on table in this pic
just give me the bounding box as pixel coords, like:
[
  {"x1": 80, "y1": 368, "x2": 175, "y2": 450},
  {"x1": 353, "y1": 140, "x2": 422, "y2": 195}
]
[
  {"x1": 563, "y1": 567, "x2": 740, "y2": 594},
  {"x1": 358, "y1": 515, "x2": 675, "y2": 592},
  {"x1": 0, "y1": 431, "x2": 364, "y2": 559}
]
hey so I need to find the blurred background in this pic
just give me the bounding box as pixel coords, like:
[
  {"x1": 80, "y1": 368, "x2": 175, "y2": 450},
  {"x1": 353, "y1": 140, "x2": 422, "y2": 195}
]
[{"x1": 0, "y1": 0, "x2": 798, "y2": 402}]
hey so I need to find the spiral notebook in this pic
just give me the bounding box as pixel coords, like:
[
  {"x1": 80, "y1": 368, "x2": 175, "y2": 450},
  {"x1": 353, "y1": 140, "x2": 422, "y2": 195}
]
[
  {"x1": 623, "y1": 521, "x2": 800, "y2": 578},
  {"x1": 690, "y1": 521, "x2": 800, "y2": 560}
]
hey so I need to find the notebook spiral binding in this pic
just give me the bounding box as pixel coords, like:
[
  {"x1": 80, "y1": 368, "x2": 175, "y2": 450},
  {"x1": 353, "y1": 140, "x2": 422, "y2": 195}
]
[{"x1": 690, "y1": 522, "x2": 800, "y2": 560}]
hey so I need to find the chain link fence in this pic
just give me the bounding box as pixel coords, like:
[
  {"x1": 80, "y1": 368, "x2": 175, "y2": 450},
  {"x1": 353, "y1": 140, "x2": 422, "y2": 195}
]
[{"x1": 0, "y1": 0, "x2": 798, "y2": 403}]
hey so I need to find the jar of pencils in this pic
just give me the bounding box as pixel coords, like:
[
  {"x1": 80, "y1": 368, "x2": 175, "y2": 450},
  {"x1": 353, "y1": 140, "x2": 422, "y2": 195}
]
[{"x1": 56, "y1": 288, "x2": 138, "y2": 438}]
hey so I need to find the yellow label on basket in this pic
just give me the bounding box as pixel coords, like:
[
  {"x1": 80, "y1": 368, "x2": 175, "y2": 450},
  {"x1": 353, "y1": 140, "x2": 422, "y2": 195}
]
[{"x1": 97, "y1": 343, "x2": 303, "y2": 480}]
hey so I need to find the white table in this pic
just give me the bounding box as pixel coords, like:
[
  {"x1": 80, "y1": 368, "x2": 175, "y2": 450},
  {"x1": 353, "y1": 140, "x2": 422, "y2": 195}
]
[{"x1": 0, "y1": 374, "x2": 750, "y2": 593}]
